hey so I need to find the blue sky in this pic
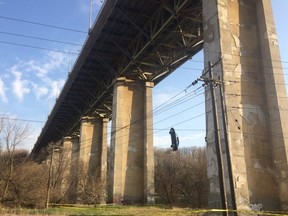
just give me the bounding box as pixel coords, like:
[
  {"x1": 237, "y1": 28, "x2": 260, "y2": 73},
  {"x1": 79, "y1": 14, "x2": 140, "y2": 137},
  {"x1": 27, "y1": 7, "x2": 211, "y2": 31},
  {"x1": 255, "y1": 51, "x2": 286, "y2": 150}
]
[{"x1": 0, "y1": 0, "x2": 287, "y2": 151}]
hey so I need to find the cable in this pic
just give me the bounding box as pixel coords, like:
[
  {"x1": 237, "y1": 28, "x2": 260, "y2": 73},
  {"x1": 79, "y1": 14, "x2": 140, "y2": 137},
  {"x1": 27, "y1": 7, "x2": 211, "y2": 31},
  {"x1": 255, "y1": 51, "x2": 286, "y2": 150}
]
[
  {"x1": 41, "y1": 84, "x2": 288, "y2": 155},
  {"x1": 154, "y1": 100, "x2": 205, "y2": 125},
  {"x1": 32, "y1": 83, "x2": 207, "y2": 153},
  {"x1": 0, "y1": 15, "x2": 87, "y2": 34},
  {"x1": 33, "y1": 79, "x2": 288, "y2": 154},
  {"x1": 225, "y1": 93, "x2": 288, "y2": 100},
  {"x1": 153, "y1": 89, "x2": 205, "y2": 116},
  {"x1": 180, "y1": 62, "x2": 288, "y2": 75},
  {"x1": 0, "y1": 31, "x2": 83, "y2": 47},
  {"x1": 72, "y1": 110, "x2": 208, "y2": 154},
  {"x1": 202, "y1": 42, "x2": 288, "y2": 64},
  {"x1": 0, "y1": 40, "x2": 79, "y2": 55},
  {"x1": 0, "y1": 115, "x2": 45, "y2": 124}
]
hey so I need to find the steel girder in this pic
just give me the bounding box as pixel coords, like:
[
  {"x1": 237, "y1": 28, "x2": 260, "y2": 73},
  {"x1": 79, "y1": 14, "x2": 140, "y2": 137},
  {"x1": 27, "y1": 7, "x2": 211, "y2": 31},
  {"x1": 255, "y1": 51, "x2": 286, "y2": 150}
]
[{"x1": 32, "y1": 0, "x2": 203, "y2": 156}]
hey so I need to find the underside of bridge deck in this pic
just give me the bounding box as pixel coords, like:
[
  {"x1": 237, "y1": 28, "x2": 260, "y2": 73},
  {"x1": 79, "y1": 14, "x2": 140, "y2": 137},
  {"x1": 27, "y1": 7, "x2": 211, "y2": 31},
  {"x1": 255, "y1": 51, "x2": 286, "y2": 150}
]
[{"x1": 31, "y1": 0, "x2": 203, "y2": 155}]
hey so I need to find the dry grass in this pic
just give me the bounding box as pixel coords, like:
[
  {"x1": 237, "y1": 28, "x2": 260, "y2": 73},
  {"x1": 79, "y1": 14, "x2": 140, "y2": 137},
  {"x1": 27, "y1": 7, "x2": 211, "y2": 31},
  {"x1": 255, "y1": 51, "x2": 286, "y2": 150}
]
[{"x1": 0, "y1": 205, "x2": 205, "y2": 216}]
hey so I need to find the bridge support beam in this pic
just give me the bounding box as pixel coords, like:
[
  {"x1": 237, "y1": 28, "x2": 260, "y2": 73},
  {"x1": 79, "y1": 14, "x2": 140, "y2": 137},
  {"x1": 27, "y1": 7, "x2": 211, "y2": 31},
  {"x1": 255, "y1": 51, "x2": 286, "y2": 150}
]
[
  {"x1": 203, "y1": 0, "x2": 288, "y2": 211},
  {"x1": 108, "y1": 77, "x2": 154, "y2": 204},
  {"x1": 78, "y1": 116, "x2": 108, "y2": 203}
]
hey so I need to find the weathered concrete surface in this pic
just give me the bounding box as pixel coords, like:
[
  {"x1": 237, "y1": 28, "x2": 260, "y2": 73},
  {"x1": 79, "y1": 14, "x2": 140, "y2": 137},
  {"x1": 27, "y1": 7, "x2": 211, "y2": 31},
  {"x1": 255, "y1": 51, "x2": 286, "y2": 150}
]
[
  {"x1": 63, "y1": 135, "x2": 79, "y2": 203},
  {"x1": 78, "y1": 116, "x2": 108, "y2": 202},
  {"x1": 203, "y1": 0, "x2": 288, "y2": 212},
  {"x1": 61, "y1": 137, "x2": 73, "y2": 197},
  {"x1": 108, "y1": 77, "x2": 154, "y2": 204}
]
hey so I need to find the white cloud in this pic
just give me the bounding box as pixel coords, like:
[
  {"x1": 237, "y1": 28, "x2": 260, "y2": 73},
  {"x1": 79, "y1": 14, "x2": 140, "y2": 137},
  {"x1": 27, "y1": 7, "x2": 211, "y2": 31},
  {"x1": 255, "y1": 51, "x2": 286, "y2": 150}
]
[
  {"x1": 26, "y1": 51, "x2": 68, "y2": 78},
  {"x1": 153, "y1": 92, "x2": 173, "y2": 109},
  {"x1": 179, "y1": 133, "x2": 206, "y2": 147},
  {"x1": 32, "y1": 84, "x2": 49, "y2": 99},
  {"x1": 11, "y1": 67, "x2": 30, "y2": 102},
  {"x1": 49, "y1": 79, "x2": 65, "y2": 100},
  {"x1": 6, "y1": 51, "x2": 68, "y2": 103},
  {"x1": 154, "y1": 132, "x2": 205, "y2": 149},
  {"x1": 154, "y1": 134, "x2": 171, "y2": 148},
  {"x1": 26, "y1": 60, "x2": 48, "y2": 77},
  {"x1": 0, "y1": 77, "x2": 8, "y2": 103},
  {"x1": 20, "y1": 126, "x2": 42, "y2": 151}
]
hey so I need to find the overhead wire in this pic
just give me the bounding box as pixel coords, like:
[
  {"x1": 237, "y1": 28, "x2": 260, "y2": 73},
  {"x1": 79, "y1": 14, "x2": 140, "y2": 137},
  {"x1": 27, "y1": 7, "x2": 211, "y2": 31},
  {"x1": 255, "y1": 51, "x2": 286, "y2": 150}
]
[
  {"x1": 5, "y1": 77, "x2": 286, "y2": 151},
  {"x1": 2, "y1": 79, "x2": 288, "y2": 129},
  {"x1": 0, "y1": 15, "x2": 87, "y2": 34},
  {"x1": 0, "y1": 31, "x2": 83, "y2": 47},
  {"x1": 40, "y1": 83, "x2": 208, "y2": 153},
  {"x1": 0, "y1": 40, "x2": 79, "y2": 55},
  {"x1": 29, "y1": 79, "x2": 288, "y2": 155},
  {"x1": 0, "y1": 115, "x2": 45, "y2": 124},
  {"x1": 64, "y1": 80, "x2": 251, "y2": 153},
  {"x1": 0, "y1": 12, "x2": 288, "y2": 152}
]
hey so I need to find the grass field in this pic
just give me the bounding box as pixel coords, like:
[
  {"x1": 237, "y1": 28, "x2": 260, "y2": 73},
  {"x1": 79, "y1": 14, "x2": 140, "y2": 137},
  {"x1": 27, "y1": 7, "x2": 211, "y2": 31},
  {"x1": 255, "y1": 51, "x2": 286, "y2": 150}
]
[
  {"x1": 1, "y1": 205, "x2": 284, "y2": 215},
  {"x1": 0, "y1": 205, "x2": 206, "y2": 216}
]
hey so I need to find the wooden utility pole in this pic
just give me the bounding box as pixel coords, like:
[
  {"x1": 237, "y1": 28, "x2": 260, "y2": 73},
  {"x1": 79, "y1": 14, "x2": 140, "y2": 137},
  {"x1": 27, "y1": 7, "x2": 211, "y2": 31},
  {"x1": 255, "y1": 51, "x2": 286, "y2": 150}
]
[
  {"x1": 208, "y1": 61, "x2": 228, "y2": 216},
  {"x1": 219, "y1": 77, "x2": 237, "y2": 215}
]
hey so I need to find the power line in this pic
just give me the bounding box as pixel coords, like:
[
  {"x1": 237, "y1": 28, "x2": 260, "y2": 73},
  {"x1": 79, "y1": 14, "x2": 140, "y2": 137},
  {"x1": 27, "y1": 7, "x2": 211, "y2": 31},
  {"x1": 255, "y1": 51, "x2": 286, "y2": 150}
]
[
  {"x1": 0, "y1": 115, "x2": 45, "y2": 124},
  {"x1": 181, "y1": 62, "x2": 288, "y2": 75},
  {"x1": 202, "y1": 43, "x2": 288, "y2": 64},
  {"x1": 0, "y1": 15, "x2": 87, "y2": 34},
  {"x1": 0, "y1": 40, "x2": 79, "y2": 55},
  {"x1": 32, "y1": 82, "x2": 288, "y2": 154},
  {"x1": 0, "y1": 31, "x2": 83, "y2": 47},
  {"x1": 31, "y1": 82, "x2": 208, "y2": 152}
]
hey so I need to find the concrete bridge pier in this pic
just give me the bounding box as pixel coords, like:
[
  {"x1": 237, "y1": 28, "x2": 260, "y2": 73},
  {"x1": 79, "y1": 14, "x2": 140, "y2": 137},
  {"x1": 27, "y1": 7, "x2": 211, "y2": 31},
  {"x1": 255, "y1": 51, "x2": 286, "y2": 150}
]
[
  {"x1": 77, "y1": 116, "x2": 108, "y2": 203},
  {"x1": 60, "y1": 136, "x2": 73, "y2": 197},
  {"x1": 62, "y1": 135, "x2": 79, "y2": 203},
  {"x1": 203, "y1": 0, "x2": 288, "y2": 212},
  {"x1": 108, "y1": 77, "x2": 155, "y2": 204}
]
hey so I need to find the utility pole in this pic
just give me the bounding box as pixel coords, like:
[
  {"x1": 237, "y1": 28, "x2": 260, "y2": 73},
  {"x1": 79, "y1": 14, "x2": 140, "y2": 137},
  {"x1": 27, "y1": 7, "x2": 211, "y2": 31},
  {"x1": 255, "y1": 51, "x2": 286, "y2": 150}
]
[
  {"x1": 219, "y1": 77, "x2": 237, "y2": 215},
  {"x1": 192, "y1": 61, "x2": 235, "y2": 215},
  {"x1": 208, "y1": 61, "x2": 228, "y2": 216},
  {"x1": 45, "y1": 143, "x2": 54, "y2": 209}
]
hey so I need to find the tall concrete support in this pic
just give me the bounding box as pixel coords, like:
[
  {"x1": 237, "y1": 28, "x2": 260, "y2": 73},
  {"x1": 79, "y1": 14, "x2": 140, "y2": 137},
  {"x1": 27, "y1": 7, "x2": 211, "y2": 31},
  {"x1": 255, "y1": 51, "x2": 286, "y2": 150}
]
[
  {"x1": 108, "y1": 77, "x2": 154, "y2": 204},
  {"x1": 78, "y1": 116, "x2": 108, "y2": 202},
  {"x1": 60, "y1": 137, "x2": 73, "y2": 196},
  {"x1": 62, "y1": 136, "x2": 79, "y2": 202},
  {"x1": 203, "y1": 0, "x2": 288, "y2": 211}
]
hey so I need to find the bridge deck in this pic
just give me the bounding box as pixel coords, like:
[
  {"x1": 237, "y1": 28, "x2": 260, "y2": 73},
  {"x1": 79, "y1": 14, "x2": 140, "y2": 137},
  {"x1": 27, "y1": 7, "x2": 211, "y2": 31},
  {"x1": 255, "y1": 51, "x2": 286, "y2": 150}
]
[{"x1": 32, "y1": 0, "x2": 203, "y2": 155}]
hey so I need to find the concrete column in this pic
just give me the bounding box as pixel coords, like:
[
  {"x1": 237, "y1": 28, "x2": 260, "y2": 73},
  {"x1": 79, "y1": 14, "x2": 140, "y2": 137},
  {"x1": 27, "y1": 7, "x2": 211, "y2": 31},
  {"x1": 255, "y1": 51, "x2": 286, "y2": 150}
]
[
  {"x1": 60, "y1": 136, "x2": 74, "y2": 197},
  {"x1": 61, "y1": 135, "x2": 80, "y2": 203},
  {"x1": 203, "y1": 0, "x2": 288, "y2": 211},
  {"x1": 256, "y1": 1, "x2": 288, "y2": 211},
  {"x1": 100, "y1": 118, "x2": 109, "y2": 203},
  {"x1": 68, "y1": 135, "x2": 80, "y2": 203},
  {"x1": 144, "y1": 81, "x2": 155, "y2": 204},
  {"x1": 78, "y1": 116, "x2": 108, "y2": 203},
  {"x1": 108, "y1": 77, "x2": 154, "y2": 204}
]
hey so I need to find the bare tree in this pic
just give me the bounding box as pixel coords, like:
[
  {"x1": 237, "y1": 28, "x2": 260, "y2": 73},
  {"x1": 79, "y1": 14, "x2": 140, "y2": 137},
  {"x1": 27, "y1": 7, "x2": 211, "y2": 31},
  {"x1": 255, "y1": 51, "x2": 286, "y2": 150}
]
[
  {"x1": 155, "y1": 149, "x2": 181, "y2": 204},
  {"x1": 75, "y1": 161, "x2": 106, "y2": 205},
  {"x1": 9, "y1": 155, "x2": 48, "y2": 208},
  {"x1": 0, "y1": 117, "x2": 30, "y2": 204},
  {"x1": 154, "y1": 147, "x2": 208, "y2": 208},
  {"x1": 49, "y1": 144, "x2": 72, "y2": 204}
]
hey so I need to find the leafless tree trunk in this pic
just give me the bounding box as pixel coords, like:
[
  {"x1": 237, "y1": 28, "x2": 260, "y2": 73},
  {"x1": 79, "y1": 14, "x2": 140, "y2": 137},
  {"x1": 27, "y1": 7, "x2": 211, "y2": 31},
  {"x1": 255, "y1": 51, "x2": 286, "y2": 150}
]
[{"x1": 0, "y1": 117, "x2": 30, "y2": 204}]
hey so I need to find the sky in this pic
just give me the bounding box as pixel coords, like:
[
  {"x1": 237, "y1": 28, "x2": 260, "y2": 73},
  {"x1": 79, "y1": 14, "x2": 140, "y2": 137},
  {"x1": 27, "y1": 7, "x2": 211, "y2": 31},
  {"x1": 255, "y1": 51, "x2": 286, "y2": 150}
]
[{"x1": 0, "y1": 0, "x2": 287, "y2": 151}]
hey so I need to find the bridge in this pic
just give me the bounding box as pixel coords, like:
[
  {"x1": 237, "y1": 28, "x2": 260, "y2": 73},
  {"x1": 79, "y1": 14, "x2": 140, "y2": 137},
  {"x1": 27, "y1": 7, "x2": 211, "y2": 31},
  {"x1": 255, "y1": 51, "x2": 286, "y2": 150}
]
[{"x1": 31, "y1": 0, "x2": 288, "y2": 212}]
